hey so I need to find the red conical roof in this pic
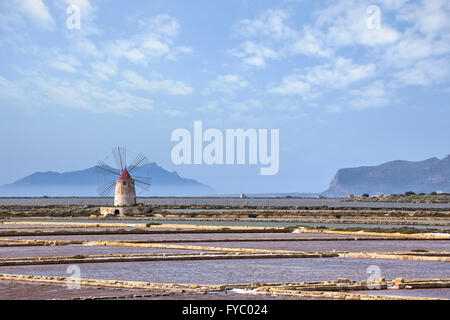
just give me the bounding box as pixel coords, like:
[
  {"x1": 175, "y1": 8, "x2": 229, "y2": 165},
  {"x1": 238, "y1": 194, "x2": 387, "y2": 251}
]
[{"x1": 118, "y1": 168, "x2": 132, "y2": 180}]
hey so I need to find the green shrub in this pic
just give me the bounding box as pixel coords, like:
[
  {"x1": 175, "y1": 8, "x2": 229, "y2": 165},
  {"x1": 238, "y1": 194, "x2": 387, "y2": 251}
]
[{"x1": 146, "y1": 222, "x2": 161, "y2": 227}]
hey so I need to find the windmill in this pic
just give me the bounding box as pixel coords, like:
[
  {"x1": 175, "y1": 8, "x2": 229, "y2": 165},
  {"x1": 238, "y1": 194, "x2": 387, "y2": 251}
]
[{"x1": 96, "y1": 147, "x2": 152, "y2": 216}]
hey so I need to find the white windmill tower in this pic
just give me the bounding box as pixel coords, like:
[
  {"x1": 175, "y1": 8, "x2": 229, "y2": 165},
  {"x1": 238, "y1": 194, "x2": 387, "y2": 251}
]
[{"x1": 114, "y1": 167, "x2": 136, "y2": 206}]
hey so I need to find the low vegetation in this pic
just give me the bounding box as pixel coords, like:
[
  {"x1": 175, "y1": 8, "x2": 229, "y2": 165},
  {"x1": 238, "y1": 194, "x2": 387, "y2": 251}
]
[
  {"x1": 332, "y1": 226, "x2": 450, "y2": 234},
  {"x1": 72, "y1": 255, "x2": 86, "y2": 259},
  {"x1": 289, "y1": 224, "x2": 450, "y2": 234},
  {"x1": 0, "y1": 206, "x2": 99, "y2": 218},
  {"x1": 146, "y1": 222, "x2": 161, "y2": 227},
  {"x1": 346, "y1": 192, "x2": 450, "y2": 204}
]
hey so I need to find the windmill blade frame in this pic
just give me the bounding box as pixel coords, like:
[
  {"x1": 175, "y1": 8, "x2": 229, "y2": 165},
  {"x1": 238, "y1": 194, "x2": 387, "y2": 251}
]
[
  {"x1": 134, "y1": 176, "x2": 152, "y2": 192},
  {"x1": 112, "y1": 146, "x2": 126, "y2": 171},
  {"x1": 95, "y1": 161, "x2": 121, "y2": 177},
  {"x1": 96, "y1": 180, "x2": 116, "y2": 197},
  {"x1": 128, "y1": 153, "x2": 149, "y2": 173}
]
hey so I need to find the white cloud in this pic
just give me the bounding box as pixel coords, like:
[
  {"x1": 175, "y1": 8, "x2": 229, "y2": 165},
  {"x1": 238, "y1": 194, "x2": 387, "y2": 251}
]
[
  {"x1": 231, "y1": 99, "x2": 262, "y2": 111},
  {"x1": 261, "y1": 0, "x2": 448, "y2": 111},
  {"x1": 236, "y1": 9, "x2": 296, "y2": 40},
  {"x1": 230, "y1": 41, "x2": 279, "y2": 67},
  {"x1": 36, "y1": 78, "x2": 152, "y2": 114},
  {"x1": 270, "y1": 76, "x2": 311, "y2": 95},
  {"x1": 394, "y1": 59, "x2": 450, "y2": 86},
  {"x1": 232, "y1": 0, "x2": 448, "y2": 96},
  {"x1": 103, "y1": 15, "x2": 189, "y2": 65},
  {"x1": 271, "y1": 58, "x2": 375, "y2": 96},
  {"x1": 231, "y1": 5, "x2": 399, "y2": 68},
  {"x1": 5, "y1": 71, "x2": 154, "y2": 114},
  {"x1": 91, "y1": 60, "x2": 117, "y2": 80},
  {"x1": 48, "y1": 54, "x2": 81, "y2": 73},
  {"x1": 310, "y1": 0, "x2": 450, "y2": 85},
  {"x1": 196, "y1": 100, "x2": 225, "y2": 113},
  {"x1": 141, "y1": 37, "x2": 170, "y2": 56},
  {"x1": 232, "y1": 9, "x2": 332, "y2": 66},
  {"x1": 205, "y1": 74, "x2": 248, "y2": 94},
  {"x1": 15, "y1": 0, "x2": 55, "y2": 30},
  {"x1": 349, "y1": 81, "x2": 388, "y2": 109},
  {"x1": 3, "y1": 0, "x2": 449, "y2": 119},
  {"x1": 120, "y1": 70, "x2": 193, "y2": 96},
  {"x1": 105, "y1": 40, "x2": 155, "y2": 63},
  {"x1": 384, "y1": 35, "x2": 450, "y2": 67},
  {"x1": 380, "y1": 0, "x2": 408, "y2": 11},
  {"x1": 305, "y1": 58, "x2": 375, "y2": 88},
  {"x1": 146, "y1": 14, "x2": 180, "y2": 38},
  {"x1": 1, "y1": 72, "x2": 153, "y2": 115},
  {"x1": 291, "y1": 26, "x2": 333, "y2": 58},
  {"x1": 315, "y1": 0, "x2": 400, "y2": 48},
  {"x1": 196, "y1": 98, "x2": 262, "y2": 117},
  {"x1": 72, "y1": 38, "x2": 103, "y2": 58},
  {"x1": 397, "y1": 0, "x2": 450, "y2": 36},
  {"x1": 0, "y1": 7, "x2": 194, "y2": 115}
]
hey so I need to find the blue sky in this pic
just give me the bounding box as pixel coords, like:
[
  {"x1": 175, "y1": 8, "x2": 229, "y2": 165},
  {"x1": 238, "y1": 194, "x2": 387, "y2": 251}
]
[{"x1": 0, "y1": 0, "x2": 449, "y2": 194}]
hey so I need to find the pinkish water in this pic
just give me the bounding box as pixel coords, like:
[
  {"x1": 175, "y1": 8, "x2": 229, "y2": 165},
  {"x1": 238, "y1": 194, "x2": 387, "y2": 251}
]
[
  {"x1": 175, "y1": 240, "x2": 450, "y2": 252},
  {"x1": 5, "y1": 232, "x2": 378, "y2": 241},
  {"x1": 0, "y1": 258, "x2": 448, "y2": 285},
  {"x1": 0, "y1": 245, "x2": 193, "y2": 258},
  {"x1": 2, "y1": 239, "x2": 447, "y2": 259}
]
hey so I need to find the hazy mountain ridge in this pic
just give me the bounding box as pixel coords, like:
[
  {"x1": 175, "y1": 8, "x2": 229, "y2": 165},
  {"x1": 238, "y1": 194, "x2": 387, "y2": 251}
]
[
  {"x1": 323, "y1": 155, "x2": 450, "y2": 196},
  {"x1": 0, "y1": 163, "x2": 214, "y2": 196},
  {"x1": 3, "y1": 156, "x2": 449, "y2": 198}
]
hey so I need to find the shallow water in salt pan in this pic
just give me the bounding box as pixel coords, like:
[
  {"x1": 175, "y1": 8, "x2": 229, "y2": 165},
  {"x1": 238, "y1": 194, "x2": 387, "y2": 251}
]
[{"x1": 0, "y1": 258, "x2": 448, "y2": 285}]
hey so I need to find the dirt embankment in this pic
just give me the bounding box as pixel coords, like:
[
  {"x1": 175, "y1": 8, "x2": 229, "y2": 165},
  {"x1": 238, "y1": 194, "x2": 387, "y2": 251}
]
[{"x1": 1, "y1": 274, "x2": 448, "y2": 300}]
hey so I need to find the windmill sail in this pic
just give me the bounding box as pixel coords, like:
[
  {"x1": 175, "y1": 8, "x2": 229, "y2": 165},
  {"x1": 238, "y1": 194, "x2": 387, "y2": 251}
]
[
  {"x1": 128, "y1": 153, "x2": 149, "y2": 173},
  {"x1": 112, "y1": 147, "x2": 126, "y2": 171}
]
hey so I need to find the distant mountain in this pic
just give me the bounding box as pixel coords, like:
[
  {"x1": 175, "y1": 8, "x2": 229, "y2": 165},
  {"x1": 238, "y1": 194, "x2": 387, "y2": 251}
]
[
  {"x1": 0, "y1": 163, "x2": 214, "y2": 197},
  {"x1": 323, "y1": 155, "x2": 450, "y2": 196}
]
